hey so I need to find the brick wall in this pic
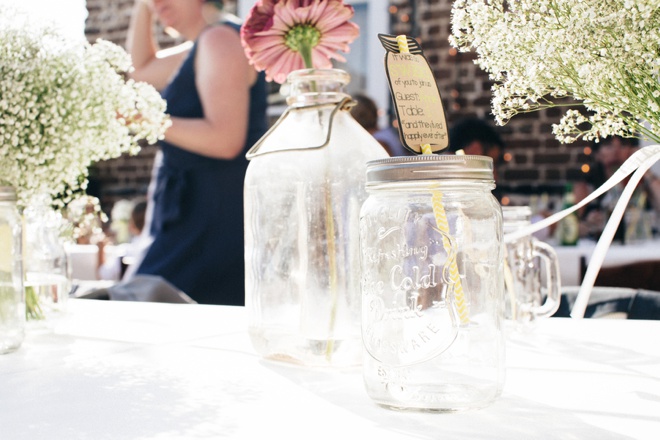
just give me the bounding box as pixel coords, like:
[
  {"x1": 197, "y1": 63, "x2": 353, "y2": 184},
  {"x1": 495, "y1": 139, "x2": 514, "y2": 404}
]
[
  {"x1": 85, "y1": 0, "x2": 134, "y2": 46},
  {"x1": 85, "y1": 0, "x2": 587, "y2": 213},
  {"x1": 85, "y1": 0, "x2": 180, "y2": 213}
]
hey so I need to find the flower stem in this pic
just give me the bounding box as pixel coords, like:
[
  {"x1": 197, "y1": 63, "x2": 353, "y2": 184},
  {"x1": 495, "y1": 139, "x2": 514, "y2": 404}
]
[
  {"x1": 25, "y1": 285, "x2": 45, "y2": 320},
  {"x1": 324, "y1": 178, "x2": 338, "y2": 361},
  {"x1": 299, "y1": 43, "x2": 314, "y2": 70}
]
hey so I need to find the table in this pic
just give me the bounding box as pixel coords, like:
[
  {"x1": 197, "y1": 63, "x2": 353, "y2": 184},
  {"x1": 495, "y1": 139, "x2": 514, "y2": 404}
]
[
  {"x1": 66, "y1": 244, "x2": 122, "y2": 281},
  {"x1": 553, "y1": 239, "x2": 660, "y2": 286},
  {"x1": 2, "y1": 300, "x2": 659, "y2": 440}
]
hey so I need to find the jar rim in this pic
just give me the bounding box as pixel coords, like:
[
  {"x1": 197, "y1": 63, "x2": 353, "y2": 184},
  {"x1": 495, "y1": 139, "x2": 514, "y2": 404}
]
[
  {"x1": 366, "y1": 155, "x2": 494, "y2": 184},
  {"x1": 502, "y1": 205, "x2": 532, "y2": 225},
  {"x1": 0, "y1": 186, "x2": 17, "y2": 202},
  {"x1": 502, "y1": 205, "x2": 532, "y2": 221},
  {"x1": 286, "y1": 68, "x2": 350, "y2": 84}
]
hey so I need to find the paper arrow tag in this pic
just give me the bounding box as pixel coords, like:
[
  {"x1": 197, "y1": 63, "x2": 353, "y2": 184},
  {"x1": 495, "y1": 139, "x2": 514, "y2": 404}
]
[{"x1": 378, "y1": 34, "x2": 449, "y2": 154}]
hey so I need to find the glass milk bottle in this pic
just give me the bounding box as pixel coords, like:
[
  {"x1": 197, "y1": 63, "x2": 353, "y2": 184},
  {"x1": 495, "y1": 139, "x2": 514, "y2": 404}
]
[
  {"x1": 244, "y1": 69, "x2": 388, "y2": 367},
  {"x1": 359, "y1": 155, "x2": 505, "y2": 410},
  {"x1": 0, "y1": 186, "x2": 24, "y2": 354}
]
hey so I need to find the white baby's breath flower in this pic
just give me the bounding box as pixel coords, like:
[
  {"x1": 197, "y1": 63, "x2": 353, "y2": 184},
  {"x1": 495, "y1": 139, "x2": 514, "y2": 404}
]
[
  {"x1": 451, "y1": 0, "x2": 660, "y2": 144},
  {"x1": 0, "y1": 8, "x2": 171, "y2": 208}
]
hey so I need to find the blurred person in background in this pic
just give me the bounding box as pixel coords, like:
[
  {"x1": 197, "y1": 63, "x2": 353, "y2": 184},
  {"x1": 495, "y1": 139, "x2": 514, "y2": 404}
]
[
  {"x1": 125, "y1": 0, "x2": 268, "y2": 305},
  {"x1": 350, "y1": 93, "x2": 410, "y2": 156},
  {"x1": 98, "y1": 200, "x2": 147, "y2": 281},
  {"x1": 448, "y1": 117, "x2": 505, "y2": 167},
  {"x1": 448, "y1": 117, "x2": 506, "y2": 200}
]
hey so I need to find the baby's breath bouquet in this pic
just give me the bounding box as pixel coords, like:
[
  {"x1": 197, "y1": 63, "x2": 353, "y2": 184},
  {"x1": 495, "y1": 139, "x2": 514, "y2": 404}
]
[
  {"x1": 0, "y1": 9, "x2": 170, "y2": 208},
  {"x1": 450, "y1": 0, "x2": 660, "y2": 143}
]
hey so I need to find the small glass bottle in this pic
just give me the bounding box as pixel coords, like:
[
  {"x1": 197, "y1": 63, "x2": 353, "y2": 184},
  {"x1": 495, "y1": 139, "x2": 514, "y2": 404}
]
[
  {"x1": 359, "y1": 155, "x2": 504, "y2": 411},
  {"x1": 0, "y1": 186, "x2": 25, "y2": 354},
  {"x1": 244, "y1": 69, "x2": 388, "y2": 367}
]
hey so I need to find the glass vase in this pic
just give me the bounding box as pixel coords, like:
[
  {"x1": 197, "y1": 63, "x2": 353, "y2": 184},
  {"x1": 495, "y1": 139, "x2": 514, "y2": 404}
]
[
  {"x1": 23, "y1": 194, "x2": 70, "y2": 328},
  {"x1": 0, "y1": 186, "x2": 25, "y2": 354},
  {"x1": 244, "y1": 68, "x2": 389, "y2": 367}
]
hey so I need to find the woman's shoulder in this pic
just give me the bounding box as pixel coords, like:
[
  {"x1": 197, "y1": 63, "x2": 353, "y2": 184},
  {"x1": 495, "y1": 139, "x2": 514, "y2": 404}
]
[
  {"x1": 217, "y1": 12, "x2": 243, "y2": 30},
  {"x1": 197, "y1": 23, "x2": 243, "y2": 55},
  {"x1": 200, "y1": 13, "x2": 243, "y2": 40},
  {"x1": 193, "y1": 19, "x2": 257, "y2": 87}
]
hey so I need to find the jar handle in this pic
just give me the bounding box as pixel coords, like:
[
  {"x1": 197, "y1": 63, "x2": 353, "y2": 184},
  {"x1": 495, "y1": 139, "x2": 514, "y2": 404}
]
[{"x1": 531, "y1": 239, "x2": 562, "y2": 318}]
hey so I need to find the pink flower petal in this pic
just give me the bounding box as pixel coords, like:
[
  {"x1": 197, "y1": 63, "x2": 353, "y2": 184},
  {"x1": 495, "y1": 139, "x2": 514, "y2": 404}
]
[
  {"x1": 314, "y1": 44, "x2": 346, "y2": 63},
  {"x1": 267, "y1": 50, "x2": 306, "y2": 83},
  {"x1": 251, "y1": 47, "x2": 289, "y2": 72},
  {"x1": 316, "y1": 8, "x2": 355, "y2": 33},
  {"x1": 311, "y1": 49, "x2": 334, "y2": 69},
  {"x1": 248, "y1": 31, "x2": 285, "y2": 47},
  {"x1": 272, "y1": 1, "x2": 298, "y2": 29}
]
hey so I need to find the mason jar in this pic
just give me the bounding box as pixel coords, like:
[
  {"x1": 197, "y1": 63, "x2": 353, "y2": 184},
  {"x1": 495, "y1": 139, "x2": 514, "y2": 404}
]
[
  {"x1": 0, "y1": 186, "x2": 25, "y2": 354},
  {"x1": 359, "y1": 155, "x2": 504, "y2": 411},
  {"x1": 244, "y1": 69, "x2": 388, "y2": 367},
  {"x1": 23, "y1": 195, "x2": 70, "y2": 326}
]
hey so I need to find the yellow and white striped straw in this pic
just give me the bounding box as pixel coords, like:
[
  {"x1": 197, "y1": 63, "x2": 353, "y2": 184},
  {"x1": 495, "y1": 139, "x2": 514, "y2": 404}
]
[
  {"x1": 396, "y1": 35, "x2": 409, "y2": 53},
  {"x1": 421, "y1": 143, "x2": 469, "y2": 325}
]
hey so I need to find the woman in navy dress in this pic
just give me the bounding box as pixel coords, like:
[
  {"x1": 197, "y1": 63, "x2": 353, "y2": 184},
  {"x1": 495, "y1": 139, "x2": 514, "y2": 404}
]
[{"x1": 126, "y1": 0, "x2": 267, "y2": 305}]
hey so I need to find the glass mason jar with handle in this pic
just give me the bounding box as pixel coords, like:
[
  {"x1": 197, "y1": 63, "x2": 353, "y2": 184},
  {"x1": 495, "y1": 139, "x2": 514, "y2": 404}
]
[
  {"x1": 359, "y1": 155, "x2": 505, "y2": 411},
  {"x1": 502, "y1": 206, "x2": 561, "y2": 331},
  {"x1": 244, "y1": 69, "x2": 388, "y2": 367}
]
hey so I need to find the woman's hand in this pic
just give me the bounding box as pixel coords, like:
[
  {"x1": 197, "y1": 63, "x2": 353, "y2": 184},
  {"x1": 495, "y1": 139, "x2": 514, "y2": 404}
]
[{"x1": 126, "y1": 0, "x2": 189, "y2": 91}]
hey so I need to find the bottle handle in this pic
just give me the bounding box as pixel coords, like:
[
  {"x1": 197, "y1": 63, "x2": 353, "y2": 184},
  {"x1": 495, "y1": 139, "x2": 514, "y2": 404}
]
[{"x1": 246, "y1": 97, "x2": 354, "y2": 159}]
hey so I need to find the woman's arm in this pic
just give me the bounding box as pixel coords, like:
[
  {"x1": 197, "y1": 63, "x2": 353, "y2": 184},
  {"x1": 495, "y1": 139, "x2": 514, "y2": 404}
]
[
  {"x1": 125, "y1": 0, "x2": 190, "y2": 91},
  {"x1": 162, "y1": 25, "x2": 258, "y2": 159}
]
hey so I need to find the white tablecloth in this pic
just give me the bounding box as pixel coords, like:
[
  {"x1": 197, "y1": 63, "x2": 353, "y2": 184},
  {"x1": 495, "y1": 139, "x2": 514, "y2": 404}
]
[
  {"x1": 554, "y1": 239, "x2": 660, "y2": 286},
  {"x1": 1, "y1": 299, "x2": 659, "y2": 440}
]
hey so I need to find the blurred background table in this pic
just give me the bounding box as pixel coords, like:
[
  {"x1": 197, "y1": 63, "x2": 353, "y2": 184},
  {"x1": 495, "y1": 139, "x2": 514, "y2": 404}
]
[
  {"x1": 553, "y1": 238, "x2": 660, "y2": 286},
  {"x1": 66, "y1": 243, "x2": 121, "y2": 281},
  {"x1": 1, "y1": 299, "x2": 658, "y2": 440}
]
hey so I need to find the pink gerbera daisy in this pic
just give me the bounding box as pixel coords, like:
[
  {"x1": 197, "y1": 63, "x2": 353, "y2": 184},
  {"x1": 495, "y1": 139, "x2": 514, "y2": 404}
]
[{"x1": 240, "y1": 0, "x2": 359, "y2": 84}]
